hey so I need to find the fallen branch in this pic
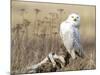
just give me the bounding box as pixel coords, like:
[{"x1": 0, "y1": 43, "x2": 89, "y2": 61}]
[{"x1": 26, "y1": 52, "x2": 66, "y2": 73}]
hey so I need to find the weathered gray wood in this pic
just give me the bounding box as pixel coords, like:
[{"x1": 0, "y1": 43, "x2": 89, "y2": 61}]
[{"x1": 26, "y1": 52, "x2": 65, "y2": 73}]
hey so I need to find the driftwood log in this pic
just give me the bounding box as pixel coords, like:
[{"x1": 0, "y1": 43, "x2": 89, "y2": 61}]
[{"x1": 25, "y1": 52, "x2": 70, "y2": 73}]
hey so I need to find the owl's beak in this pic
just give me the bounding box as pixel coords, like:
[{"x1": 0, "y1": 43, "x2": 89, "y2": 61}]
[{"x1": 74, "y1": 18, "x2": 77, "y2": 21}]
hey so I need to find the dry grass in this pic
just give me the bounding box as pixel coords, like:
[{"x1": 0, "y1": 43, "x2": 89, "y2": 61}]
[{"x1": 11, "y1": 1, "x2": 96, "y2": 74}]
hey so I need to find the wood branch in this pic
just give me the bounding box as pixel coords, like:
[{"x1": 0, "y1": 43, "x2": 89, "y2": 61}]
[{"x1": 26, "y1": 52, "x2": 66, "y2": 73}]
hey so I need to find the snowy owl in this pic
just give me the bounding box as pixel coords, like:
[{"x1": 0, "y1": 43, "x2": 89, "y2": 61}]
[{"x1": 60, "y1": 13, "x2": 84, "y2": 59}]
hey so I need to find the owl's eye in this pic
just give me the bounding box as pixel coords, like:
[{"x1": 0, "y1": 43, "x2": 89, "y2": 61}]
[
  {"x1": 72, "y1": 16, "x2": 74, "y2": 18},
  {"x1": 77, "y1": 17, "x2": 79, "y2": 18}
]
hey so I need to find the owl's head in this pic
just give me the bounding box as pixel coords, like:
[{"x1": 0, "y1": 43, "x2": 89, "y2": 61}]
[{"x1": 66, "y1": 13, "x2": 80, "y2": 28}]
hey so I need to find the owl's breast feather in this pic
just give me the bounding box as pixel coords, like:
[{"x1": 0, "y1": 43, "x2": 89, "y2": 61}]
[{"x1": 60, "y1": 21, "x2": 73, "y2": 35}]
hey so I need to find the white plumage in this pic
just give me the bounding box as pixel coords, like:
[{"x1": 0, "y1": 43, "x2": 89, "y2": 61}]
[{"x1": 60, "y1": 13, "x2": 84, "y2": 59}]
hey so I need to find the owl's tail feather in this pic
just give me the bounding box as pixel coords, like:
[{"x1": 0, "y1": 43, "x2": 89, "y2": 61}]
[{"x1": 76, "y1": 48, "x2": 85, "y2": 58}]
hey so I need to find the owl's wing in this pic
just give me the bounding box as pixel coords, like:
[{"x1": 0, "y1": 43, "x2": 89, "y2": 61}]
[
  {"x1": 73, "y1": 27, "x2": 84, "y2": 57},
  {"x1": 73, "y1": 27, "x2": 81, "y2": 49}
]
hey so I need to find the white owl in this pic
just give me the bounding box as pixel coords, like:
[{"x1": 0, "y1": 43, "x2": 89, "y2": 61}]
[{"x1": 60, "y1": 13, "x2": 84, "y2": 59}]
